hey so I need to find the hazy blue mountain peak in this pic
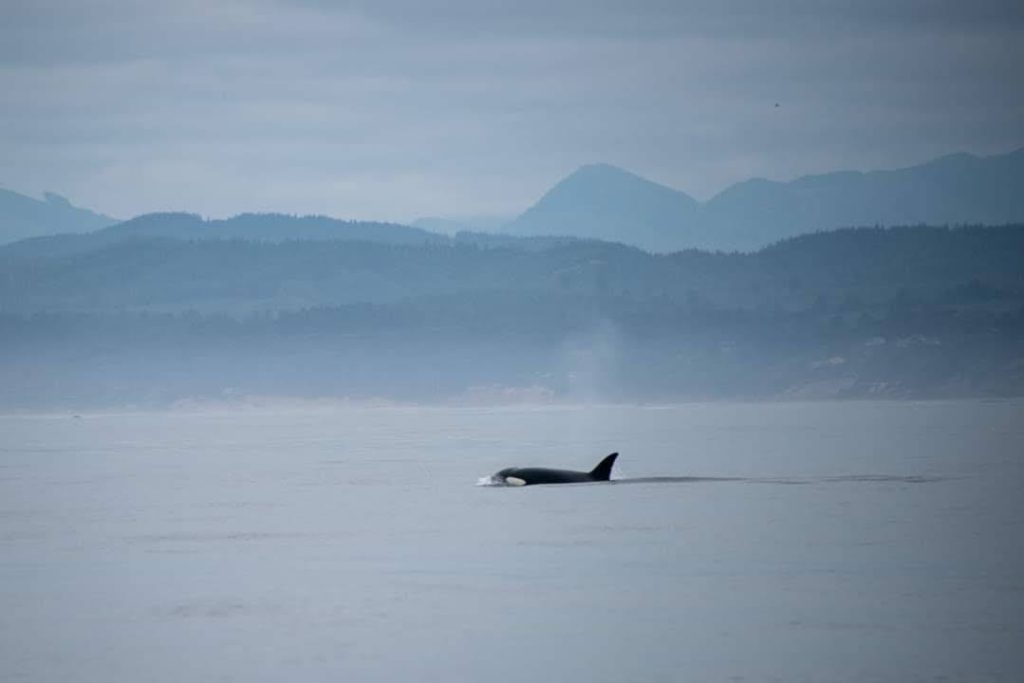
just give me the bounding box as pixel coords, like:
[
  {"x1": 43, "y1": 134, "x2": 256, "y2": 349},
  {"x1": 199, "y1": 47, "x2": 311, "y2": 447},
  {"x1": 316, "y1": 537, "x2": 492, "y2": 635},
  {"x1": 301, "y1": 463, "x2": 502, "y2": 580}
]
[
  {"x1": 570, "y1": 162, "x2": 643, "y2": 179},
  {"x1": 506, "y1": 146, "x2": 1024, "y2": 253},
  {"x1": 43, "y1": 191, "x2": 72, "y2": 206},
  {"x1": 790, "y1": 170, "x2": 864, "y2": 189},
  {"x1": 918, "y1": 151, "x2": 977, "y2": 167},
  {"x1": 504, "y1": 162, "x2": 700, "y2": 252},
  {"x1": 0, "y1": 187, "x2": 117, "y2": 245},
  {"x1": 551, "y1": 162, "x2": 698, "y2": 204},
  {"x1": 707, "y1": 176, "x2": 780, "y2": 200}
]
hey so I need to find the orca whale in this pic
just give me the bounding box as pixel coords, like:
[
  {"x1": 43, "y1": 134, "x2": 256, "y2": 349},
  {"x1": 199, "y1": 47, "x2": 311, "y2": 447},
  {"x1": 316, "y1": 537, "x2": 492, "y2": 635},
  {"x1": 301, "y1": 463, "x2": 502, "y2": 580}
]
[{"x1": 493, "y1": 452, "x2": 618, "y2": 486}]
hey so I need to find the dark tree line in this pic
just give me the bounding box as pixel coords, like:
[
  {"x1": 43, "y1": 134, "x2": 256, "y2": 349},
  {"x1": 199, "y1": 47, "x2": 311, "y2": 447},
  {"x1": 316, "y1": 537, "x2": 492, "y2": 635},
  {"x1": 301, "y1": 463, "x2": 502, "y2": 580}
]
[{"x1": 1, "y1": 224, "x2": 1022, "y2": 407}]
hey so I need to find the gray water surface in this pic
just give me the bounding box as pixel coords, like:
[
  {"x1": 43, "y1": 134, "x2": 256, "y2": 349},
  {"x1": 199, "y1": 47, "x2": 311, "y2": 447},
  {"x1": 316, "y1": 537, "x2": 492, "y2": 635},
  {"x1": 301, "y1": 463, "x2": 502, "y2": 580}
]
[{"x1": 2, "y1": 401, "x2": 1022, "y2": 682}]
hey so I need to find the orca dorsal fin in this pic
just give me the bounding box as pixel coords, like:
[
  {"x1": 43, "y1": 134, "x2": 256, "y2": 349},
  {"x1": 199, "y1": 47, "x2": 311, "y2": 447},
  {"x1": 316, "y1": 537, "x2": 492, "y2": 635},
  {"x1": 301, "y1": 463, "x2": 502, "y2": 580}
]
[{"x1": 589, "y1": 452, "x2": 619, "y2": 481}]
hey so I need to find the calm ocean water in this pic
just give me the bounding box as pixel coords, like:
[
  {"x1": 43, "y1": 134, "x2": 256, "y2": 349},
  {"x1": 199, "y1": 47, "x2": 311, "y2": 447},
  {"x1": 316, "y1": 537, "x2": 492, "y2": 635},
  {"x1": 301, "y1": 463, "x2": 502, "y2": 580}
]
[{"x1": 2, "y1": 401, "x2": 1023, "y2": 682}]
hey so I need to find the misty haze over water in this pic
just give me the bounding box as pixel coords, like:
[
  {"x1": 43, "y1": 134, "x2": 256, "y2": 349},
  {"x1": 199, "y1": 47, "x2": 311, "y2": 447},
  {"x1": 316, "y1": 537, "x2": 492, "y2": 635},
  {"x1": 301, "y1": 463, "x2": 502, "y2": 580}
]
[
  {"x1": 3, "y1": 2, "x2": 1024, "y2": 681},
  {"x1": 2, "y1": 205, "x2": 1023, "y2": 409},
  {"x1": 2, "y1": 402, "x2": 1022, "y2": 682}
]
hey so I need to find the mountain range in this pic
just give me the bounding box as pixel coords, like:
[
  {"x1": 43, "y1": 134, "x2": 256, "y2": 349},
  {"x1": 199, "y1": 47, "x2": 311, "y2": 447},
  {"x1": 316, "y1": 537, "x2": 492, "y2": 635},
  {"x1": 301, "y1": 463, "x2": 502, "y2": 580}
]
[
  {"x1": 0, "y1": 188, "x2": 117, "y2": 245},
  {"x1": 3, "y1": 146, "x2": 1023, "y2": 252},
  {"x1": 503, "y1": 147, "x2": 1024, "y2": 252}
]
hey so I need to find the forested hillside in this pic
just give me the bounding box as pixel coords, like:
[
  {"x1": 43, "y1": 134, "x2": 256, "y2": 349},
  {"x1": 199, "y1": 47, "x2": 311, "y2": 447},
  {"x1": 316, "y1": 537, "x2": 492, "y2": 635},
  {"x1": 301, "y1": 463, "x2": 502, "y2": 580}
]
[{"x1": 1, "y1": 224, "x2": 1022, "y2": 407}]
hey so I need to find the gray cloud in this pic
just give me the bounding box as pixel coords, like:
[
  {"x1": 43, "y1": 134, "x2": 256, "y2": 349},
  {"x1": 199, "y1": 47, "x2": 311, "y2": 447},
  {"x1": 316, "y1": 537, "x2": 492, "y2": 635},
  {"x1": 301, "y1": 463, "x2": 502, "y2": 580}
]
[{"x1": 1, "y1": 0, "x2": 1022, "y2": 221}]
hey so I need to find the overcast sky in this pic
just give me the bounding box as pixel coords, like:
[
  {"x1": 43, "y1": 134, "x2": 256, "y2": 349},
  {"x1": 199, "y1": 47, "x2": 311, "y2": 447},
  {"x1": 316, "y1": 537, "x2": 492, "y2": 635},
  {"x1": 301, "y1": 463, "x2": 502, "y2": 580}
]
[{"x1": 2, "y1": 0, "x2": 1023, "y2": 222}]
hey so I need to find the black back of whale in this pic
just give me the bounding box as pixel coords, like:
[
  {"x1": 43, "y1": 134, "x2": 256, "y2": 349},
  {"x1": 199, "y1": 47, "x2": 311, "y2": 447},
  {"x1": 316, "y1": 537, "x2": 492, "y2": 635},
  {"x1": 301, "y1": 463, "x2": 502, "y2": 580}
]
[{"x1": 497, "y1": 452, "x2": 618, "y2": 486}]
